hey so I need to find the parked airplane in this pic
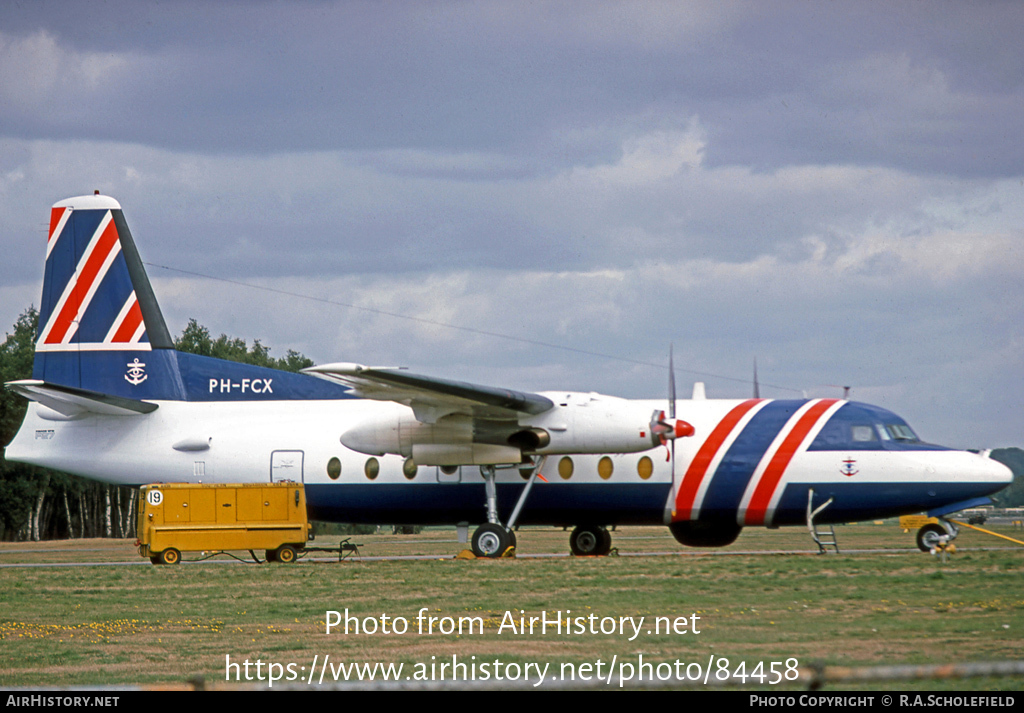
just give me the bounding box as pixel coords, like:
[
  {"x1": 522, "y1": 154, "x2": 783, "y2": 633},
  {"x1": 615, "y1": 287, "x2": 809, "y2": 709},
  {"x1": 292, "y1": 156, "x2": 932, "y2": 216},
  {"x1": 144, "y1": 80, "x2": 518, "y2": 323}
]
[{"x1": 3, "y1": 195, "x2": 1013, "y2": 558}]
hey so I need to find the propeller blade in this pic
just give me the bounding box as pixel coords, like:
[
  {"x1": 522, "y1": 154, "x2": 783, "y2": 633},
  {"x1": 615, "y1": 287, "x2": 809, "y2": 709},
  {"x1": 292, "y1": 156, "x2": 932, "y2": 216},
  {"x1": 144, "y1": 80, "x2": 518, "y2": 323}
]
[
  {"x1": 668, "y1": 344, "x2": 677, "y2": 420},
  {"x1": 669, "y1": 344, "x2": 677, "y2": 470},
  {"x1": 753, "y1": 357, "x2": 760, "y2": 399}
]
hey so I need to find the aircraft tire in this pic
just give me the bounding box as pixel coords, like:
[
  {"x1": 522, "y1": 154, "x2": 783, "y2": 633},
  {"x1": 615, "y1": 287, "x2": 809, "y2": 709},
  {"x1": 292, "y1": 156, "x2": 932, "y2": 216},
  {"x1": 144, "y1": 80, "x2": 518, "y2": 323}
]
[
  {"x1": 275, "y1": 545, "x2": 298, "y2": 564},
  {"x1": 570, "y1": 525, "x2": 611, "y2": 556},
  {"x1": 472, "y1": 524, "x2": 511, "y2": 558},
  {"x1": 916, "y1": 524, "x2": 947, "y2": 552},
  {"x1": 158, "y1": 548, "x2": 181, "y2": 565}
]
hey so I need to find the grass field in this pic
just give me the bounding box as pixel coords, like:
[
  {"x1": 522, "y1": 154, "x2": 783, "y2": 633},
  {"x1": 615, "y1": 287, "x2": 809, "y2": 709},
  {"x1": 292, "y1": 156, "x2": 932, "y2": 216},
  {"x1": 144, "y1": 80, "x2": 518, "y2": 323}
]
[{"x1": 1, "y1": 523, "x2": 1022, "y2": 690}]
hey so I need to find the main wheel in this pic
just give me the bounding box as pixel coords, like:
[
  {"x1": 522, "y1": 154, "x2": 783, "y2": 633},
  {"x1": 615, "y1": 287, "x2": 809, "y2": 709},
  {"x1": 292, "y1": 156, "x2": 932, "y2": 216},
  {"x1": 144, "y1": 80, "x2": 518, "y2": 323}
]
[
  {"x1": 472, "y1": 524, "x2": 512, "y2": 558},
  {"x1": 917, "y1": 524, "x2": 948, "y2": 552},
  {"x1": 158, "y1": 548, "x2": 181, "y2": 565},
  {"x1": 275, "y1": 545, "x2": 298, "y2": 563},
  {"x1": 570, "y1": 525, "x2": 611, "y2": 556}
]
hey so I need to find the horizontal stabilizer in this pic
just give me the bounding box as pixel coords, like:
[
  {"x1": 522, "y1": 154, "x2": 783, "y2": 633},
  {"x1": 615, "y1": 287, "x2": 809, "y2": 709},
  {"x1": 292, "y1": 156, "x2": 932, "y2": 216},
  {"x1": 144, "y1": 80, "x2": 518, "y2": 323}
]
[
  {"x1": 6, "y1": 379, "x2": 158, "y2": 417},
  {"x1": 304, "y1": 363, "x2": 554, "y2": 421}
]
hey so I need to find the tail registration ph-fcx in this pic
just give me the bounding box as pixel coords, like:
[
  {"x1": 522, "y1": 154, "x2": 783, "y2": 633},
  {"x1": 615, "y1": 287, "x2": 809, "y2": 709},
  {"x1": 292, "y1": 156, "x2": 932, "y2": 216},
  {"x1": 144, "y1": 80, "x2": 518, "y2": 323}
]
[{"x1": 4, "y1": 195, "x2": 1013, "y2": 557}]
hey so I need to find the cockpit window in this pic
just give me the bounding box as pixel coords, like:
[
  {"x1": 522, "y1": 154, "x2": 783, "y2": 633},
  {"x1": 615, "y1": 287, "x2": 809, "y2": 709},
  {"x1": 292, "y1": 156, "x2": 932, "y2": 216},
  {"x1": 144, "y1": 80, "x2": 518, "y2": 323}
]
[
  {"x1": 851, "y1": 425, "x2": 876, "y2": 442},
  {"x1": 884, "y1": 423, "x2": 919, "y2": 442},
  {"x1": 808, "y1": 402, "x2": 946, "y2": 451}
]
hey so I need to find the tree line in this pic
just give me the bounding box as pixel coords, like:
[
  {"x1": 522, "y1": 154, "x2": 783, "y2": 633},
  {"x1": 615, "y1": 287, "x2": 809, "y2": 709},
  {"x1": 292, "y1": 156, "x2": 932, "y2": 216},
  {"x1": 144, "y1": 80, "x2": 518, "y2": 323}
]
[{"x1": 0, "y1": 309, "x2": 312, "y2": 541}]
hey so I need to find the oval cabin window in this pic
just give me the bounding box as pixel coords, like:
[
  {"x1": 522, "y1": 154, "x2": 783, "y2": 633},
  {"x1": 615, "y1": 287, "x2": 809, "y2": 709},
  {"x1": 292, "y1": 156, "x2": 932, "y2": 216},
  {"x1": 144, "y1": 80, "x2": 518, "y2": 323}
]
[
  {"x1": 364, "y1": 457, "x2": 380, "y2": 480},
  {"x1": 327, "y1": 457, "x2": 342, "y2": 480},
  {"x1": 558, "y1": 456, "x2": 574, "y2": 480},
  {"x1": 637, "y1": 455, "x2": 653, "y2": 480}
]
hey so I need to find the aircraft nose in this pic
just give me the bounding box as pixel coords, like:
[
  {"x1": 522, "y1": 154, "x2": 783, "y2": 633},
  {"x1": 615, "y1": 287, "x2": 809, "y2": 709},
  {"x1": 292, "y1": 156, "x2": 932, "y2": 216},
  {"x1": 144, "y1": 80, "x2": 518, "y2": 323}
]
[{"x1": 983, "y1": 453, "x2": 1014, "y2": 485}]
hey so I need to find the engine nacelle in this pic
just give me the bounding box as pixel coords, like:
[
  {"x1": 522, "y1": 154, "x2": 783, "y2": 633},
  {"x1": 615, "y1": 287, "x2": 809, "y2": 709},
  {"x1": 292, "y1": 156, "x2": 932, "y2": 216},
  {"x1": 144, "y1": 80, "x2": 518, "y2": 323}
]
[
  {"x1": 528, "y1": 392, "x2": 692, "y2": 455},
  {"x1": 341, "y1": 412, "x2": 473, "y2": 458},
  {"x1": 339, "y1": 392, "x2": 694, "y2": 466}
]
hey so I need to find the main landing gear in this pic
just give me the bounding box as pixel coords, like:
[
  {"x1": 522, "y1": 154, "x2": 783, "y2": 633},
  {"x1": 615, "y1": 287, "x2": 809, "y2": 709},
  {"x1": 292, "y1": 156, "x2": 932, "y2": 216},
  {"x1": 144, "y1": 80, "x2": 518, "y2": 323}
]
[
  {"x1": 569, "y1": 525, "x2": 613, "y2": 556},
  {"x1": 470, "y1": 461, "x2": 543, "y2": 558},
  {"x1": 468, "y1": 459, "x2": 617, "y2": 558},
  {"x1": 471, "y1": 523, "x2": 517, "y2": 558}
]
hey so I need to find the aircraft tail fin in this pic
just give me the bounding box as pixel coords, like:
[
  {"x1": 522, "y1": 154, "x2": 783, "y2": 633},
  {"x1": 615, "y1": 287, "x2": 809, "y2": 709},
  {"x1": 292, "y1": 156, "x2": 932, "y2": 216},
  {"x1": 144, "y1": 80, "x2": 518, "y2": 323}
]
[
  {"x1": 31, "y1": 194, "x2": 178, "y2": 397},
  {"x1": 24, "y1": 195, "x2": 355, "y2": 404}
]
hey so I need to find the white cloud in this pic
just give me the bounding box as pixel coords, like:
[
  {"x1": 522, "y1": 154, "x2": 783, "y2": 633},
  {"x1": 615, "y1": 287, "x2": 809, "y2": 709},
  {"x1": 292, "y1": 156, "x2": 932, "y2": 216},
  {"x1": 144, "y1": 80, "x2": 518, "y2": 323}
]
[{"x1": 0, "y1": 30, "x2": 130, "y2": 112}]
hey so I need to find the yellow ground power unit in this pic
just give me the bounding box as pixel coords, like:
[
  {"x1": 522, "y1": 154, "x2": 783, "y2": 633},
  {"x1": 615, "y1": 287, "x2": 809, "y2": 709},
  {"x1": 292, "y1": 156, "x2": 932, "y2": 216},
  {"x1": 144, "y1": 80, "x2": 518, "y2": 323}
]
[{"x1": 136, "y1": 482, "x2": 311, "y2": 565}]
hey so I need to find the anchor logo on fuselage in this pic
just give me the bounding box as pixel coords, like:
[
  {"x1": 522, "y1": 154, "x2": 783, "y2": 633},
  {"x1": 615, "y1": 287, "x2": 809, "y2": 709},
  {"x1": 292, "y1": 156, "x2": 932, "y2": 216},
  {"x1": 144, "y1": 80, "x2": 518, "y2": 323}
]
[{"x1": 125, "y1": 358, "x2": 148, "y2": 386}]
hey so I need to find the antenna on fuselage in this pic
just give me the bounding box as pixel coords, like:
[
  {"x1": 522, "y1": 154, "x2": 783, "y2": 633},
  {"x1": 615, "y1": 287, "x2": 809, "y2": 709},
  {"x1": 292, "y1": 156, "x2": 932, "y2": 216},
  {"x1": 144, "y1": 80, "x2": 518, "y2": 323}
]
[{"x1": 824, "y1": 384, "x2": 852, "y2": 399}]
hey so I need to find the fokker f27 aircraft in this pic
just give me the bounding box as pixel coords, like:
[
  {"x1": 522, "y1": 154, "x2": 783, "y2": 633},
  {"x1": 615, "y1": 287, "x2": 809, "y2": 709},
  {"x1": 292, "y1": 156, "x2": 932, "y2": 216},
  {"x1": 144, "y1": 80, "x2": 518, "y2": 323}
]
[{"x1": 4, "y1": 195, "x2": 1013, "y2": 558}]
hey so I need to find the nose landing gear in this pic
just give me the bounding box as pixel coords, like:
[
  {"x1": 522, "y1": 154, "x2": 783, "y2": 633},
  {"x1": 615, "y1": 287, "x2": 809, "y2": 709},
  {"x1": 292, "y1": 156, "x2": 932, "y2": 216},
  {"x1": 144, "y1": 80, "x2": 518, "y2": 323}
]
[{"x1": 916, "y1": 523, "x2": 951, "y2": 553}]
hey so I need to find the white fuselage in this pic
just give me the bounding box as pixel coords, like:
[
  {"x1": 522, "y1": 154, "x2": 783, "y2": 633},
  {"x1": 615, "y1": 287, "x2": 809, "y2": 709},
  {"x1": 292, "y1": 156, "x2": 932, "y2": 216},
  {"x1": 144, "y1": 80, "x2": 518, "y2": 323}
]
[{"x1": 5, "y1": 395, "x2": 1012, "y2": 529}]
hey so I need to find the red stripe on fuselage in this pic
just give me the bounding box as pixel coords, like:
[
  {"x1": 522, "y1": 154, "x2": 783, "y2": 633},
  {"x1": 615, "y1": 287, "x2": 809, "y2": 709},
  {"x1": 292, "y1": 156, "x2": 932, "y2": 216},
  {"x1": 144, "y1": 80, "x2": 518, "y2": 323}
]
[
  {"x1": 744, "y1": 399, "x2": 838, "y2": 526},
  {"x1": 44, "y1": 216, "x2": 120, "y2": 344},
  {"x1": 673, "y1": 399, "x2": 764, "y2": 521}
]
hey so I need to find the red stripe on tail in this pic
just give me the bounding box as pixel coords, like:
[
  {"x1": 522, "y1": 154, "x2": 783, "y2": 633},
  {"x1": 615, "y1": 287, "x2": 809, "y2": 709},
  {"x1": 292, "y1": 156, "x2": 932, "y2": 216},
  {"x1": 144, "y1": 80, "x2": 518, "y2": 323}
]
[
  {"x1": 110, "y1": 299, "x2": 144, "y2": 343},
  {"x1": 44, "y1": 217, "x2": 119, "y2": 344}
]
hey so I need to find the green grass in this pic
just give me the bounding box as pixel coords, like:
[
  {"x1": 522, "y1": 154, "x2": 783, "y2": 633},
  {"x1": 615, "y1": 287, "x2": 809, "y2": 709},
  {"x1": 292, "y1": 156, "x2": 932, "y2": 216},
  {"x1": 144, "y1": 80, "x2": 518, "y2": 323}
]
[{"x1": 1, "y1": 524, "x2": 1022, "y2": 689}]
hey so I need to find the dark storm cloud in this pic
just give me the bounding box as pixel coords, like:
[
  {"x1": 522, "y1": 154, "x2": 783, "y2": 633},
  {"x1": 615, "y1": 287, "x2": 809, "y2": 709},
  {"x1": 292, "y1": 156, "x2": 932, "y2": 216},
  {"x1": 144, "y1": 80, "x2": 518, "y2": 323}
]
[{"x1": 3, "y1": 2, "x2": 1023, "y2": 176}]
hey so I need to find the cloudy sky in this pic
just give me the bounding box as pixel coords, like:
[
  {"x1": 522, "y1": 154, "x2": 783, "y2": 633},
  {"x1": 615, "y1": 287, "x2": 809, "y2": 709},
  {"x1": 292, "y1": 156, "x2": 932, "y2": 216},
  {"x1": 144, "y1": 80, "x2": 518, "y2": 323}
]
[{"x1": 1, "y1": 1, "x2": 1021, "y2": 449}]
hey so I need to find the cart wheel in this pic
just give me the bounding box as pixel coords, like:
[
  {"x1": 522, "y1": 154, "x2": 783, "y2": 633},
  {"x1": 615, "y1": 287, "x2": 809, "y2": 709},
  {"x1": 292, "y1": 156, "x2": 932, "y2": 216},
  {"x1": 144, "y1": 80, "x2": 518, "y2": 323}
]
[
  {"x1": 265, "y1": 549, "x2": 278, "y2": 562},
  {"x1": 159, "y1": 548, "x2": 181, "y2": 565},
  {"x1": 275, "y1": 545, "x2": 297, "y2": 563},
  {"x1": 149, "y1": 555, "x2": 161, "y2": 565}
]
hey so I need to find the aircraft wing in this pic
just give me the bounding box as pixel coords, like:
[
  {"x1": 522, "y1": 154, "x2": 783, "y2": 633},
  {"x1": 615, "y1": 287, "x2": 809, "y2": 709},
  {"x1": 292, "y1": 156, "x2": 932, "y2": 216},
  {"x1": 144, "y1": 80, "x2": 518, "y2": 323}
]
[
  {"x1": 303, "y1": 363, "x2": 554, "y2": 423},
  {"x1": 6, "y1": 380, "x2": 158, "y2": 417}
]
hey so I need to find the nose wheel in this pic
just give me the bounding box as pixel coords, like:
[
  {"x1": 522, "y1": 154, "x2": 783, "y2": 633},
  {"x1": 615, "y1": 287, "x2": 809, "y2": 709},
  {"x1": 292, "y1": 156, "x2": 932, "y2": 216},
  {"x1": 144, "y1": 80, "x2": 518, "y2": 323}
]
[{"x1": 916, "y1": 523, "x2": 953, "y2": 552}]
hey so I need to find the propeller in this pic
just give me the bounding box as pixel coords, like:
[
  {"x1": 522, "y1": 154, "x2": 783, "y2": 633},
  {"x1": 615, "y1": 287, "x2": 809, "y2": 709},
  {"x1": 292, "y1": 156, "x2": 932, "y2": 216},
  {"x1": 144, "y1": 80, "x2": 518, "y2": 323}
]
[{"x1": 650, "y1": 345, "x2": 694, "y2": 475}]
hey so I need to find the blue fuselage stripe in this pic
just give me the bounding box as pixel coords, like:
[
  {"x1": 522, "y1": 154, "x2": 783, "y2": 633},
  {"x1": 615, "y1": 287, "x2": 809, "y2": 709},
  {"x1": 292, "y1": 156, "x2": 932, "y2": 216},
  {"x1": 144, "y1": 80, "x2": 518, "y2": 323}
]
[
  {"x1": 699, "y1": 400, "x2": 801, "y2": 520},
  {"x1": 303, "y1": 478, "x2": 1008, "y2": 528}
]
